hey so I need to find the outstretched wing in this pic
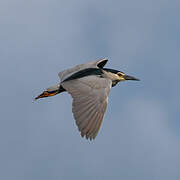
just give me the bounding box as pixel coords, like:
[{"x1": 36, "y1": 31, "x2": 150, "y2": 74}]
[
  {"x1": 61, "y1": 76, "x2": 112, "y2": 140},
  {"x1": 58, "y1": 58, "x2": 108, "y2": 82}
]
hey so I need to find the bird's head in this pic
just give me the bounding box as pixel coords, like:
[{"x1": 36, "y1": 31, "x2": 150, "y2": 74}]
[{"x1": 102, "y1": 68, "x2": 140, "y2": 86}]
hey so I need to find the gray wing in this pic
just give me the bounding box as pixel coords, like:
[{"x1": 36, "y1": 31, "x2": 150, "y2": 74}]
[
  {"x1": 61, "y1": 76, "x2": 112, "y2": 140},
  {"x1": 58, "y1": 58, "x2": 108, "y2": 82}
]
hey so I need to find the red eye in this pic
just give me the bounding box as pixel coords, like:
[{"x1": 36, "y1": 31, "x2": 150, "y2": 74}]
[{"x1": 117, "y1": 72, "x2": 122, "y2": 76}]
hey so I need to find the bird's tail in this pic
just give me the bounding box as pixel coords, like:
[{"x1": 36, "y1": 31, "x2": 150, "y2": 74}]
[{"x1": 35, "y1": 83, "x2": 65, "y2": 100}]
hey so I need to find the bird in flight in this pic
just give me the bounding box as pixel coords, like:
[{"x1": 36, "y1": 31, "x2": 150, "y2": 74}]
[{"x1": 35, "y1": 58, "x2": 139, "y2": 140}]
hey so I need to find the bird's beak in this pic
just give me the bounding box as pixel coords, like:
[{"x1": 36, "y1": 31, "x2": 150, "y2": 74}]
[{"x1": 124, "y1": 75, "x2": 140, "y2": 81}]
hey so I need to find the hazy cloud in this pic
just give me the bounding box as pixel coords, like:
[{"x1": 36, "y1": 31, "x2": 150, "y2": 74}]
[{"x1": 0, "y1": 0, "x2": 180, "y2": 180}]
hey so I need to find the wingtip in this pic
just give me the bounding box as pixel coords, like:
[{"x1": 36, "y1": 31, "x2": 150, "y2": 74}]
[{"x1": 97, "y1": 58, "x2": 108, "y2": 69}]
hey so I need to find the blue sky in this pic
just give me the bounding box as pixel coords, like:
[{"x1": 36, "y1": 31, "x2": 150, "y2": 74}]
[{"x1": 1, "y1": 0, "x2": 180, "y2": 179}]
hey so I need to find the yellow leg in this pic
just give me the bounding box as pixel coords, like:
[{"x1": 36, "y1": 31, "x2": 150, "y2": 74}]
[{"x1": 35, "y1": 90, "x2": 59, "y2": 100}]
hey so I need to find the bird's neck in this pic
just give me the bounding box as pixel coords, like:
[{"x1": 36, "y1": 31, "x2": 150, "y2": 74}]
[{"x1": 112, "y1": 80, "x2": 119, "y2": 87}]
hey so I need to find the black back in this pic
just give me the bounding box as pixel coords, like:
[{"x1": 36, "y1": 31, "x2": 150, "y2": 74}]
[{"x1": 62, "y1": 68, "x2": 103, "y2": 82}]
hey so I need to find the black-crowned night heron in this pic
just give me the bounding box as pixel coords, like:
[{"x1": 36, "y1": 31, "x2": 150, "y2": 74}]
[{"x1": 35, "y1": 58, "x2": 139, "y2": 140}]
